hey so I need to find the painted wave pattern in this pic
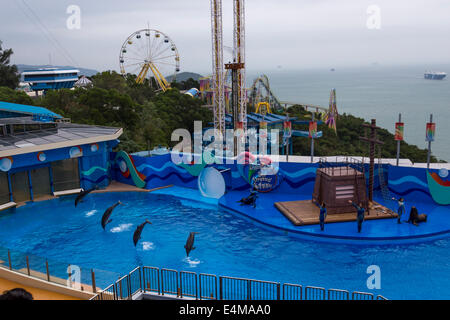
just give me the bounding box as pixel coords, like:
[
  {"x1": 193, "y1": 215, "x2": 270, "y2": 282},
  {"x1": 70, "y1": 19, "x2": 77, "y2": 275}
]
[
  {"x1": 279, "y1": 167, "x2": 317, "y2": 190},
  {"x1": 133, "y1": 158, "x2": 197, "y2": 186},
  {"x1": 388, "y1": 175, "x2": 431, "y2": 198},
  {"x1": 81, "y1": 164, "x2": 110, "y2": 186}
]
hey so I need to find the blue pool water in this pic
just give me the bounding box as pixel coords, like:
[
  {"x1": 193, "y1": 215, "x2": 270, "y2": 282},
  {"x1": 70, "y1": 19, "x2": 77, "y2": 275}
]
[{"x1": 0, "y1": 190, "x2": 449, "y2": 300}]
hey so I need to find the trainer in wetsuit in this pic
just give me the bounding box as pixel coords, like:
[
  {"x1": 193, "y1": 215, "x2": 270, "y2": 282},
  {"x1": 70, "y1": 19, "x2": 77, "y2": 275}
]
[
  {"x1": 348, "y1": 200, "x2": 365, "y2": 233},
  {"x1": 392, "y1": 197, "x2": 405, "y2": 224},
  {"x1": 313, "y1": 200, "x2": 327, "y2": 231}
]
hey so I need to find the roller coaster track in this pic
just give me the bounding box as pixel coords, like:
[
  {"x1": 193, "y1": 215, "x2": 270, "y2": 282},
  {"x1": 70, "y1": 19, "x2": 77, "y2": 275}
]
[
  {"x1": 249, "y1": 75, "x2": 283, "y2": 110},
  {"x1": 249, "y1": 75, "x2": 329, "y2": 113}
]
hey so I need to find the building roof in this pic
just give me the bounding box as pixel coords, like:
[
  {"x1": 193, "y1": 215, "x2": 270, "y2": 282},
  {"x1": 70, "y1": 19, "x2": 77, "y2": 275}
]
[
  {"x1": 74, "y1": 75, "x2": 93, "y2": 87},
  {"x1": 22, "y1": 68, "x2": 80, "y2": 75},
  {"x1": 0, "y1": 101, "x2": 62, "y2": 119},
  {"x1": 0, "y1": 121, "x2": 122, "y2": 157}
]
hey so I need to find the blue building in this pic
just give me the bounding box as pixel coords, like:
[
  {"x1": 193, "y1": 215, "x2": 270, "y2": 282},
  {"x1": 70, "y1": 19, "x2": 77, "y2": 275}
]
[
  {"x1": 0, "y1": 101, "x2": 62, "y2": 122},
  {"x1": 22, "y1": 68, "x2": 80, "y2": 94},
  {"x1": 0, "y1": 101, "x2": 122, "y2": 211}
]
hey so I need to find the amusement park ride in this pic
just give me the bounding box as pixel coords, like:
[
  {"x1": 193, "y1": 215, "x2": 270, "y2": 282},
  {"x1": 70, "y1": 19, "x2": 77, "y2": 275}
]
[
  {"x1": 210, "y1": 0, "x2": 247, "y2": 134},
  {"x1": 118, "y1": 1, "x2": 340, "y2": 152},
  {"x1": 119, "y1": 28, "x2": 180, "y2": 92}
]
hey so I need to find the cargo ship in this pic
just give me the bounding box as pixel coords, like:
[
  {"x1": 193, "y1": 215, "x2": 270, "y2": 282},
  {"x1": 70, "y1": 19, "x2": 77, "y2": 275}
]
[{"x1": 424, "y1": 71, "x2": 447, "y2": 80}]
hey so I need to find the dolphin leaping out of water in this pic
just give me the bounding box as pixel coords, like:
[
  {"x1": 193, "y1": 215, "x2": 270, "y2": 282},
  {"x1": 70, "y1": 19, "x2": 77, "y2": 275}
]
[
  {"x1": 184, "y1": 232, "x2": 199, "y2": 257},
  {"x1": 101, "y1": 201, "x2": 122, "y2": 230},
  {"x1": 133, "y1": 220, "x2": 152, "y2": 246},
  {"x1": 75, "y1": 186, "x2": 99, "y2": 207}
]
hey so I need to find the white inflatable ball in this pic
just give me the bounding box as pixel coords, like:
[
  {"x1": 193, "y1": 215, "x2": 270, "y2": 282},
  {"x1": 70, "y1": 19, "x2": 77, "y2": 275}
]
[{"x1": 198, "y1": 167, "x2": 226, "y2": 199}]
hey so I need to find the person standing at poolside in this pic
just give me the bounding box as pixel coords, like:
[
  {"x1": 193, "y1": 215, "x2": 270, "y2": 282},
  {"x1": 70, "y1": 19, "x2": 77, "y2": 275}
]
[
  {"x1": 392, "y1": 197, "x2": 405, "y2": 224},
  {"x1": 313, "y1": 200, "x2": 327, "y2": 231},
  {"x1": 348, "y1": 200, "x2": 365, "y2": 233}
]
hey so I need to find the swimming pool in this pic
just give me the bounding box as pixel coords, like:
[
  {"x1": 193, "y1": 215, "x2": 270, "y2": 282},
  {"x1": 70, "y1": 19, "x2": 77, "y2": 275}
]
[{"x1": 0, "y1": 190, "x2": 449, "y2": 299}]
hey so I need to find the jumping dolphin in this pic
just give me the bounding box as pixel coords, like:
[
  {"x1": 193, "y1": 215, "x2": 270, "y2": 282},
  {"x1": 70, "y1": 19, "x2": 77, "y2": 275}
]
[
  {"x1": 133, "y1": 220, "x2": 152, "y2": 246},
  {"x1": 184, "y1": 232, "x2": 199, "y2": 257},
  {"x1": 74, "y1": 186, "x2": 98, "y2": 207},
  {"x1": 101, "y1": 201, "x2": 122, "y2": 230}
]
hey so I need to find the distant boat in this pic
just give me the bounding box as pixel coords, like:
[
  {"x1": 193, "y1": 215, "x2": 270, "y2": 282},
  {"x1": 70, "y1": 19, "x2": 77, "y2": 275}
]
[
  {"x1": 424, "y1": 71, "x2": 446, "y2": 80},
  {"x1": 330, "y1": 68, "x2": 335, "y2": 72}
]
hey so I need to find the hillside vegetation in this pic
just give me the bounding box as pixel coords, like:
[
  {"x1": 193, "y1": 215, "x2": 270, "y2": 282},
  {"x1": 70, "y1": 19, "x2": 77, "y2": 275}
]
[{"x1": 0, "y1": 70, "x2": 439, "y2": 163}]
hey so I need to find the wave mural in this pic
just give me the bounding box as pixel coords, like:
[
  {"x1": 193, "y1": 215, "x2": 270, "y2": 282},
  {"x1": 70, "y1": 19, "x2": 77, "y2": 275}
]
[
  {"x1": 427, "y1": 171, "x2": 450, "y2": 205},
  {"x1": 111, "y1": 152, "x2": 203, "y2": 189},
  {"x1": 114, "y1": 151, "x2": 146, "y2": 188},
  {"x1": 387, "y1": 165, "x2": 435, "y2": 203},
  {"x1": 80, "y1": 161, "x2": 111, "y2": 189}
]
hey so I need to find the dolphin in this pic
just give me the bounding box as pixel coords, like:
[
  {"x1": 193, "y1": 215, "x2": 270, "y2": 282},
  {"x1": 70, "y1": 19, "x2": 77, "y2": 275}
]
[
  {"x1": 184, "y1": 232, "x2": 199, "y2": 257},
  {"x1": 101, "y1": 201, "x2": 122, "y2": 230},
  {"x1": 133, "y1": 220, "x2": 152, "y2": 246},
  {"x1": 74, "y1": 186, "x2": 99, "y2": 207}
]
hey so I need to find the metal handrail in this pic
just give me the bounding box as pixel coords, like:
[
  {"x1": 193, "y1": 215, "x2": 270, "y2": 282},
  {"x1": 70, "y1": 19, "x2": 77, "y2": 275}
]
[
  {"x1": 352, "y1": 291, "x2": 375, "y2": 300},
  {"x1": 328, "y1": 288, "x2": 350, "y2": 300},
  {"x1": 92, "y1": 265, "x2": 387, "y2": 301},
  {"x1": 305, "y1": 285, "x2": 326, "y2": 300},
  {"x1": 199, "y1": 273, "x2": 218, "y2": 300}
]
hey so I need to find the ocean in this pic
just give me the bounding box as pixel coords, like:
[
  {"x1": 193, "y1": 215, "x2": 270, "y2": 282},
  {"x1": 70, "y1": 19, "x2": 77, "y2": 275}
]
[{"x1": 247, "y1": 65, "x2": 450, "y2": 162}]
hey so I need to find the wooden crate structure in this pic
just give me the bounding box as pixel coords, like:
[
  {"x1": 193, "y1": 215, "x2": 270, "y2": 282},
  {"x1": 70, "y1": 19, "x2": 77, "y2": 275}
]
[{"x1": 312, "y1": 166, "x2": 368, "y2": 214}]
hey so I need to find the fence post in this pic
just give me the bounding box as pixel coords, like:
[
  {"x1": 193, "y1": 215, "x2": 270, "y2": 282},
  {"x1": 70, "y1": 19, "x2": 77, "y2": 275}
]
[
  {"x1": 139, "y1": 267, "x2": 142, "y2": 294},
  {"x1": 118, "y1": 278, "x2": 123, "y2": 300},
  {"x1": 67, "y1": 265, "x2": 71, "y2": 288},
  {"x1": 45, "y1": 260, "x2": 50, "y2": 282},
  {"x1": 219, "y1": 276, "x2": 223, "y2": 300},
  {"x1": 142, "y1": 267, "x2": 146, "y2": 293},
  {"x1": 196, "y1": 274, "x2": 198, "y2": 300},
  {"x1": 247, "y1": 279, "x2": 252, "y2": 300},
  {"x1": 198, "y1": 274, "x2": 202, "y2": 300},
  {"x1": 177, "y1": 271, "x2": 180, "y2": 298},
  {"x1": 26, "y1": 256, "x2": 30, "y2": 276},
  {"x1": 7, "y1": 250, "x2": 11, "y2": 270},
  {"x1": 161, "y1": 271, "x2": 164, "y2": 296},
  {"x1": 128, "y1": 275, "x2": 132, "y2": 300},
  {"x1": 91, "y1": 269, "x2": 97, "y2": 294},
  {"x1": 179, "y1": 273, "x2": 183, "y2": 299},
  {"x1": 277, "y1": 283, "x2": 281, "y2": 300}
]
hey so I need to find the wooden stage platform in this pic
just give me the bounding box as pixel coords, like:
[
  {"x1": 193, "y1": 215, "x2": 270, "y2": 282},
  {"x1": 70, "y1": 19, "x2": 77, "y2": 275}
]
[{"x1": 274, "y1": 200, "x2": 398, "y2": 226}]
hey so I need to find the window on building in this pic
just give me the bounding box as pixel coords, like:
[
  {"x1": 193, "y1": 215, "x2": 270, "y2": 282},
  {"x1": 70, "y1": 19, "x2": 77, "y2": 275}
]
[
  {"x1": 51, "y1": 159, "x2": 80, "y2": 192},
  {"x1": 30, "y1": 167, "x2": 52, "y2": 198},
  {"x1": 0, "y1": 172, "x2": 10, "y2": 205},
  {"x1": 11, "y1": 171, "x2": 31, "y2": 203}
]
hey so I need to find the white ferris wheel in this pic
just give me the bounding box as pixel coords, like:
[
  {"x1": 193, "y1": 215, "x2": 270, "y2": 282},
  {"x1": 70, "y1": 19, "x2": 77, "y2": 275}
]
[{"x1": 119, "y1": 28, "x2": 180, "y2": 92}]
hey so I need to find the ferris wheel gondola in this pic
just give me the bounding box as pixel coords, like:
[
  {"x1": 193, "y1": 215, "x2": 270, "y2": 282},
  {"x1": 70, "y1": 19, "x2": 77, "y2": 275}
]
[{"x1": 119, "y1": 28, "x2": 180, "y2": 92}]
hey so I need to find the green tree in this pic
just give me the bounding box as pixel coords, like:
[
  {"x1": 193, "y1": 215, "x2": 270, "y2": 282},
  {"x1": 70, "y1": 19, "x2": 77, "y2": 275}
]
[
  {"x1": 91, "y1": 71, "x2": 128, "y2": 93},
  {"x1": 0, "y1": 41, "x2": 20, "y2": 89},
  {"x1": 287, "y1": 106, "x2": 438, "y2": 163},
  {"x1": 0, "y1": 86, "x2": 34, "y2": 105}
]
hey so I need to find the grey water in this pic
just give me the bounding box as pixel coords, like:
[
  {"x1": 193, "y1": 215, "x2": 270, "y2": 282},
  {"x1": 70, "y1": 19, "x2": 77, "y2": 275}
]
[{"x1": 248, "y1": 65, "x2": 450, "y2": 162}]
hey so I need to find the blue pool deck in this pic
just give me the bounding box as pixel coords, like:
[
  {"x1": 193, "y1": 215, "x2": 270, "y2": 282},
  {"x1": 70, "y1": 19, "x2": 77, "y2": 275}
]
[
  {"x1": 219, "y1": 191, "x2": 450, "y2": 245},
  {"x1": 144, "y1": 185, "x2": 450, "y2": 245}
]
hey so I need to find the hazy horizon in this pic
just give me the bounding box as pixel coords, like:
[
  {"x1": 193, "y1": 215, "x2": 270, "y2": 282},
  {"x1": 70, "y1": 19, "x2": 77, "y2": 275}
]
[{"x1": 1, "y1": 0, "x2": 450, "y2": 75}]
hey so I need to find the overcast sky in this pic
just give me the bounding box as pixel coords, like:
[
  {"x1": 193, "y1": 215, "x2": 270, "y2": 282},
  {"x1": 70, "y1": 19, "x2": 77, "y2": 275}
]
[{"x1": 1, "y1": 0, "x2": 450, "y2": 74}]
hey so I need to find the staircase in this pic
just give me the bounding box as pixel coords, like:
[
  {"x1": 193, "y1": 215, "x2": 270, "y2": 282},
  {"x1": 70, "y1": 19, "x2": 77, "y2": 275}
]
[{"x1": 377, "y1": 158, "x2": 393, "y2": 204}]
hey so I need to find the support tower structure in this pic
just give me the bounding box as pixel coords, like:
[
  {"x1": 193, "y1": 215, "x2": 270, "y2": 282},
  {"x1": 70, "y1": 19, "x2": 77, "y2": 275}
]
[
  {"x1": 210, "y1": 0, "x2": 225, "y2": 134},
  {"x1": 233, "y1": 0, "x2": 247, "y2": 129}
]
